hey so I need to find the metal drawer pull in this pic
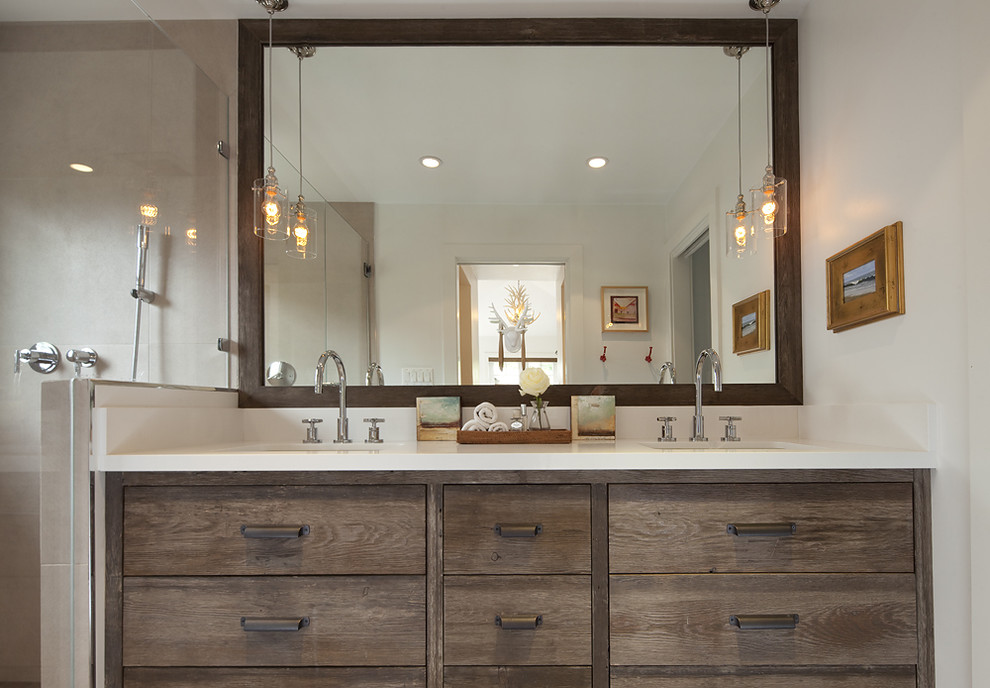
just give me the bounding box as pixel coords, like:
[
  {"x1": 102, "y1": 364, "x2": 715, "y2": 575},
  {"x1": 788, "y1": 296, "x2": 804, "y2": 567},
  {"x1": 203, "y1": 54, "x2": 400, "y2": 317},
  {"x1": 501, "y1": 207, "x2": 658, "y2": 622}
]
[
  {"x1": 729, "y1": 614, "x2": 799, "y2": 630},
  {"x1": 495, "y1": 614, "x2": 543, "y2": 629},
  {"x1": 494, "y1": 523, "x2": 543, "y2": 538},
  {"x1": 726, "y1": 522, "x2": 796, "y2": 537},
  {"x1": 240, "y1": 616, "x2": 310, "y2": 632},
  {"x1": 240, "y1": 524, "x2": 311, "y2": 538}
]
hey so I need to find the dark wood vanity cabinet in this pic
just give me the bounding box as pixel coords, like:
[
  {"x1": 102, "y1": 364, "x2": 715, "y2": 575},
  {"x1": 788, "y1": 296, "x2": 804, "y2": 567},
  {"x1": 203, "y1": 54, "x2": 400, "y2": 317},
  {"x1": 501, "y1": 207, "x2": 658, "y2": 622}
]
[{"x1": 105, "y1": 470, "x2": 932, "y2": 688}]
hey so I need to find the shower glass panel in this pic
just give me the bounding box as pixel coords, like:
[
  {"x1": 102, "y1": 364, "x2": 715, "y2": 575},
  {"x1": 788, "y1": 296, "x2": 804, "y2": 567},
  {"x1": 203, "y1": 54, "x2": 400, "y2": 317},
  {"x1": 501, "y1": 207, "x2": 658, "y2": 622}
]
[{"x1": 0, "y1": 12, "x2": 229, "y2": 686}]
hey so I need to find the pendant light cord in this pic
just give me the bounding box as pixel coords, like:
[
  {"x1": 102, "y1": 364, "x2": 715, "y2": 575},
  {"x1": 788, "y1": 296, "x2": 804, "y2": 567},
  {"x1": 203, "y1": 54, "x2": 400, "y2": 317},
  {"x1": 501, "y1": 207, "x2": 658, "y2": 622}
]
[
  {"x1": 298, "y1": 51, "x2": 303, "y2": 198},
  {"x1": 267, "y1": 10, "x2": 275, "y2": 170},
  {"x1": 736, "y1": 52, "x2": 744, "y2": 196},
  {"x1": 764, "y1": 10, "x2": 772, "y2": 168}
]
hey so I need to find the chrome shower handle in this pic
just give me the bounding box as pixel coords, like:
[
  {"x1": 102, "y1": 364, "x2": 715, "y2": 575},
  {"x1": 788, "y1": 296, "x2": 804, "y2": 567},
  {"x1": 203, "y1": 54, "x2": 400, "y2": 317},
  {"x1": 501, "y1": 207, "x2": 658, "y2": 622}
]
[{"x1": 14, "y1": 342, "x2": 60, "y2": 374}]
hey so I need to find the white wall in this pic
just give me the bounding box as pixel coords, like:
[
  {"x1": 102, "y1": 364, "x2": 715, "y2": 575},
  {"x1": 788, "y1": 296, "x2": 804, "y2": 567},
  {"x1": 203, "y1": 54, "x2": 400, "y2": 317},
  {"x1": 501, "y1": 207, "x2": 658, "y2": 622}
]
[
  {"x1": 799, "y1": 1, "x2": 975, "y2": 684},
  {"x1": 961, "y1": 0, "x2": 990, "y2": 681}
]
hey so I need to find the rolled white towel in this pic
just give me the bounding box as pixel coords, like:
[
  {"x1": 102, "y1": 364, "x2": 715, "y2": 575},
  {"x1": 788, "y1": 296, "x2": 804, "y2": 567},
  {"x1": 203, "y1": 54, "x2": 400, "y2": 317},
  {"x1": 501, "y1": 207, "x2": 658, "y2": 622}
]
[
  {"x1": 488, "y1": 421, "x2": 509, "y2": 432},
  {"x1": 474, "y1": 401, "x2": 498, "y2": 428},
  {"x1": 461, "y1": 419, "x2": 488, "y2": 431}
]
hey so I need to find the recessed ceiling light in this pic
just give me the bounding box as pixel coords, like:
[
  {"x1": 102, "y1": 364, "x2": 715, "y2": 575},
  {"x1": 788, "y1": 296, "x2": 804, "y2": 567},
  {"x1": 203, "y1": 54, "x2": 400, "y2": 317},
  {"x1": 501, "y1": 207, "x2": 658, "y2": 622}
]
[
  {"x1": 587, "y1": 157, "x2": 608, "y2": 169},
  {"x1": 420, "y1": 156, "x2": 442, "y2": 169},
  {"x1": 70, "y1": 163, "x2": 94, "y2": 173}
]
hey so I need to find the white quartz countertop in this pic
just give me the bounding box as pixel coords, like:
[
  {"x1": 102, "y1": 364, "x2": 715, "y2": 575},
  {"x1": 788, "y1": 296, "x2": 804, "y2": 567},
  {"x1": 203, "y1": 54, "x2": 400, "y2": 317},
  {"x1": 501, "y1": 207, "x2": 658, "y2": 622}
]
[{"x1": 93, "y1": 438, "x2": 935, "y2": 473}]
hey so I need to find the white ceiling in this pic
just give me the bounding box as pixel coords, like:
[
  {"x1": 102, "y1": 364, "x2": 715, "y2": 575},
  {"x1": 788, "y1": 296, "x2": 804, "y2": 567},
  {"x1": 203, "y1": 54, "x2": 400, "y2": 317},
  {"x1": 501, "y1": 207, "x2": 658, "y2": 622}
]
[{"x1": 0, "y1": 0, "x2": 808, "y2": 23}]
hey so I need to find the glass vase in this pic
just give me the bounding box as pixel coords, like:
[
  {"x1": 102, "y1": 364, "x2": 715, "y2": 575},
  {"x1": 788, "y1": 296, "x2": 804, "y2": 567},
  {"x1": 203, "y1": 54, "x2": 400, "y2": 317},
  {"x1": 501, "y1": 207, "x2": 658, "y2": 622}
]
[{"x1": 529, "y1": 400, "x2": 550, "y2": 430}]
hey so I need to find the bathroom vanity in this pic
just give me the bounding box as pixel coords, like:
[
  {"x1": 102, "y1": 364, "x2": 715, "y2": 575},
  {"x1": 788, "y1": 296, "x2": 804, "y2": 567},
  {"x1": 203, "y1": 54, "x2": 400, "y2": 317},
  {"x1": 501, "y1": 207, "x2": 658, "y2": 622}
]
[{"x1": 99, "y1": 443, "x2": 933, "y2": 688}]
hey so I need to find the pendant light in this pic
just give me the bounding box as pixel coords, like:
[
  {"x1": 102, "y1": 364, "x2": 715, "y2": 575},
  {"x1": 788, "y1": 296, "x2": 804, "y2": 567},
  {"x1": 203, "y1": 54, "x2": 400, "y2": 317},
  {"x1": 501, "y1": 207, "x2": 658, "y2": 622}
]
[
  {"x1": 252, "y1": 0, "x2": 289, "y2": 240},
  {"x1": 724, "y1": 45, "x2": 757, "y2": 259},
  {"x1": 286, "y1": 45, "x2": 317, "y2": 260},
  {"x1": 750, "y1": 0, "x2": 787, "y2": 238}
]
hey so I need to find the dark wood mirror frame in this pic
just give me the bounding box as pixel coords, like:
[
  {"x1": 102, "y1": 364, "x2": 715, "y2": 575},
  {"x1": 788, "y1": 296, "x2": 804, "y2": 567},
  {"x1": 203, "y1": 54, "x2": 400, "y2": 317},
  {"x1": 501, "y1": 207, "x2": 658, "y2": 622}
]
[{"x1": 237, "y1": 17, "x2": 801, "y2": 408}]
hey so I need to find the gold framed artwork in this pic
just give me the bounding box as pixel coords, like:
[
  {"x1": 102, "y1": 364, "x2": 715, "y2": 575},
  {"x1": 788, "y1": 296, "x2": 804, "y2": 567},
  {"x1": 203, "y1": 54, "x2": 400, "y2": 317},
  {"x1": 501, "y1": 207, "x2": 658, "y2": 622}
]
[
  {"x1": 570, "y1": 395, "x2": 616, "y2": 440},
  {"x1": 601, "y1": 286, "x2": 648, "y2": 332},
  {"x1": 826, "y1": 221, "x2": 905, "y2": 332},
  {"x1": 732, "y1": 290, "x2": 771, "y2": 354}
]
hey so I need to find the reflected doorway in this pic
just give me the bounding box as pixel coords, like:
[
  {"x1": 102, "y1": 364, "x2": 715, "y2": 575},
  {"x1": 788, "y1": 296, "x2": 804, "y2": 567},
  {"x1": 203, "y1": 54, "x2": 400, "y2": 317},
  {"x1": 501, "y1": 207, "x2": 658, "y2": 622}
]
[
  {"x1": 457, "y1": 263, "x2": 565, "y2": 385},
  {"x1": 671, "y1": 228, "x2": 713, "y2": 383}
]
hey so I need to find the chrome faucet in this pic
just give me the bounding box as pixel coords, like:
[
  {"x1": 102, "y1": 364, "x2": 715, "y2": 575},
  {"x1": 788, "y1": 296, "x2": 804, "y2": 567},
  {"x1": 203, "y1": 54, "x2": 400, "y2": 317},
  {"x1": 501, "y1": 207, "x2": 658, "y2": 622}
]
[
  {"x1": 656, "y1": 361, "x2": 676, "y2": 384},
  {"x1": 315, "y1": 350, "x2": 351, "y2": 443},
  {"x1": 365, "y1": 362, "x2": 384, "y2": 386},
  {"x1": 691, "y1": 348, "x2": 723, "y2": 442}
]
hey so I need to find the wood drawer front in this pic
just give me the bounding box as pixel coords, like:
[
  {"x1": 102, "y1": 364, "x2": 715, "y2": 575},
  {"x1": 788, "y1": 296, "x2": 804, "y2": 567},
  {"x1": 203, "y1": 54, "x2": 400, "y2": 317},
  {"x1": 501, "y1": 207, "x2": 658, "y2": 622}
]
[
  {"x1": 122, "y1": 576, "x2": 425, "y2": 666},
  {"x1": 609, "y1": 483, "x2": 913, "y2": 573},
  {"x1": 609, "y1": 666, "x2": 916, "y2": 687},
  {"x1": 445, "y1": 666, "x2": 592, "y2": 688},
  {"x1": 444, "y1": 575, "x2": 591, "y2": 665},
  {"x1": 610, "y1": 574, "x2": 917, "y2": 666},
  {"x1": 124, "y1": 667, "x2": 426, "y2": 688},
  {"x1": 443, "y1": 485, "x2": 591, "y2": 574},
  {"x1": 123, "y1": 485, "x2": 425, "y2": 575}
]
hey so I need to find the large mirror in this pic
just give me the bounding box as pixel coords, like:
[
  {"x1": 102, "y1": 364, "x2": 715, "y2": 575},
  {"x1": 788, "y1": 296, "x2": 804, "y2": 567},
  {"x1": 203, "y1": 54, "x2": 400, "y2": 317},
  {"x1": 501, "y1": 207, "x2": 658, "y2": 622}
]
[{"x1": 238, "y1": 18, "x2": 801, "y2": 408}]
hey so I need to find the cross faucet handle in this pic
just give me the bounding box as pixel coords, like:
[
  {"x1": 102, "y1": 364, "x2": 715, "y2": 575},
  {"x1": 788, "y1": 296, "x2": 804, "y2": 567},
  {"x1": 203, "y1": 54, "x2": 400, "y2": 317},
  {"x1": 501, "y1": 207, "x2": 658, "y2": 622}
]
[
  {"x1": 657, "y1": 416, "x2": 677, "y2": 442},
  {"x1": 718, "y1": 416, "x2": 742, "y2": 442},
  {"x1": 363, "y1": 417, "x2": 385, "y2": 444},
  {"x1": 302, "y1": 418, "x2": 324, "y2": 444}
]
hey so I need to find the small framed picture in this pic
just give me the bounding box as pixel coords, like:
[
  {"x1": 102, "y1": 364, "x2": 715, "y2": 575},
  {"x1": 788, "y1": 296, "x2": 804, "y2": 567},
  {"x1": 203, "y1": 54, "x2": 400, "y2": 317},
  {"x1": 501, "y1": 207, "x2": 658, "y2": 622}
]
[
  {"x1": 826, "y1": 221, "x2": 905, "y2": 332},
  {"x1": 570, "y1": 395, "x2": 616, "y2": 440},
  {"x1": 416, "y1": 396, "x2": 461, "y2": 440},
  {"x1": 732, "y1": 290, "x2": 771, "y2": 354},
  {"x1": 601, "y1": 286, "x2": 648, "y2": 332}
]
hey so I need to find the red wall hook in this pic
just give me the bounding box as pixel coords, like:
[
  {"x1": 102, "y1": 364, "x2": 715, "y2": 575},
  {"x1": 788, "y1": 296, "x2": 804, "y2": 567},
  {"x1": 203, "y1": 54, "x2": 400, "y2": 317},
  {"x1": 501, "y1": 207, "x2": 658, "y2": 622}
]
[
  {"x1": 645, "y1": 346, "x2": 653, "y2": 363},
  {"x1": 600, "y1": 346, "x2": 607, "y2": 362}
]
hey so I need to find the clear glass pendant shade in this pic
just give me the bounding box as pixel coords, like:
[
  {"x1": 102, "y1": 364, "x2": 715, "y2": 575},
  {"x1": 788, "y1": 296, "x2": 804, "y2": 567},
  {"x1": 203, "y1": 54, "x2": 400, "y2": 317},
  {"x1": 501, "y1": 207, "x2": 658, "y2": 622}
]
[
  {"x1": 752, "y1": 166, "x2": 787, "y2": 238},
  {"x1": 725, "y1": 194, "x2": 757, "y2": 259}
]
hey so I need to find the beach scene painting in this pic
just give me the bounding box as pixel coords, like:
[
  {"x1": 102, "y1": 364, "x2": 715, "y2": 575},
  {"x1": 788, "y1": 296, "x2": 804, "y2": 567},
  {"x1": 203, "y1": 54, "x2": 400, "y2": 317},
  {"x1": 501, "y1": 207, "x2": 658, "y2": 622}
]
[
  {"x1": 740, "y1": 311, "x2": 757, "y2": 338},
  {"x1": 571, "y1": 395, "x2": 616, "y2": 440},
  {"x1": 842, "y1": 259, "x2": 877, "y2": 301},
  {"x1": 416, "y1": 396, "x2": 461, "y2": 440}
]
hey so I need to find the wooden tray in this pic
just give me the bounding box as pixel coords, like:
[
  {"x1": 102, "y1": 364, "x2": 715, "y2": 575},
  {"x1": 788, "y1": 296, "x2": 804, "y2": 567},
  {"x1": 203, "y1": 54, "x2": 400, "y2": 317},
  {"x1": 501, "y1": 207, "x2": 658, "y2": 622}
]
[{"x1": 456, "y1": 429, "x2": 572, "y2": 444}]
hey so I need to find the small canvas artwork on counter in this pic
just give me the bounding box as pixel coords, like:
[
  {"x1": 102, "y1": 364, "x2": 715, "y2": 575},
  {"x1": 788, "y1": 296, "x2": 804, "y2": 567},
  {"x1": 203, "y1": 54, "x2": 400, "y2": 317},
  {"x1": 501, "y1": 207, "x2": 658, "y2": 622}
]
[
  {"x1": 571, "y1": 395, "x2": 616, "y2": 440},
  {"x1": 416, "y1": 396, "x2": 461, "y2": 440}
]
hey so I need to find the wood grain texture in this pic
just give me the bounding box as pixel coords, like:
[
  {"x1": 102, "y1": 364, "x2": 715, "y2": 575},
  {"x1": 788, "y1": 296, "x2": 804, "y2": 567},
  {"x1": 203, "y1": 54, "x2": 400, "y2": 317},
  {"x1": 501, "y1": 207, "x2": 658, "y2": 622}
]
[
  {"x1": 443, "y1": 485, "x2": 590, "y2": 574},
  {"x1": 428, "y1": 484, "x2": 443, "y2": 688},
  {"x1": 122, "y1": 576, "x2": 425, "y2": 667},
  {"x1": 123, "y1": 666, "x2": 426, "y2": 688},
  {"x1": 123, "y1": 485, "x2": 425, "y2": 575},
  {"x1": 105, "y1": 472, "x2": 124, "y2": 688},
  {"x1": 610, "y1": 665, "x2": 915, "y2": 687},
  {"x1": 914, "y1": 469, "x2": 935, "y2": 688},
  {"x1": 235, "y1": 17, "x2": 802, "y2": 409},
  {"x1": 609, "y1": 483, "x2": 914, "y2": 573},
  {"x1": 590, "y1": 483, "x2": 610, "y2": 688},
  {"x1": 444, "y1": 665, "x2": 592, "y2": 688},
  {"x1": 119, "y1": 469, "x2": 916, "y2": 488},
  {"x1": 444, "y1": 575, "x2": 591, "y2": 666},
  {"x1": 610, "y1": 574, "x2": 917, "y2": 666}
]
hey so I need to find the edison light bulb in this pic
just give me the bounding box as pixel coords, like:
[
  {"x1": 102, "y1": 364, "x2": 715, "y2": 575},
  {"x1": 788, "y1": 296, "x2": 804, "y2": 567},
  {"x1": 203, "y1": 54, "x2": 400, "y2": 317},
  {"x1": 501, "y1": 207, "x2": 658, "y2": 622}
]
[
  {"x1": 734, "y1": 218, "x2": 748, "y2": 247},
  {"x1": 263, "y1": 188, "x2": 282, "y2": 226},
  {"x1": 139, "y1": 204, "x2": 158, "y2": 226}
]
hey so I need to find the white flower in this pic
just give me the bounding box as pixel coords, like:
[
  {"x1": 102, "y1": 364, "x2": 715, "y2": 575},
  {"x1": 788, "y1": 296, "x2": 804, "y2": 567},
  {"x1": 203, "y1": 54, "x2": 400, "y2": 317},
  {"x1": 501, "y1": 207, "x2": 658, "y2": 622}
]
[{"x1": 518, "y1": 367, "x2": 550, "y2": 398}]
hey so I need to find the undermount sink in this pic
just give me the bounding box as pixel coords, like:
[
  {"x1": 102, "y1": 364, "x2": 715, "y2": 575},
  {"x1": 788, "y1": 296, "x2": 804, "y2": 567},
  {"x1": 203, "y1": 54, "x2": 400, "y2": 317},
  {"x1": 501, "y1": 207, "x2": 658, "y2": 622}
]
[{"x1": 638, "y1": 440, "x2": 811, "y2": 451}]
